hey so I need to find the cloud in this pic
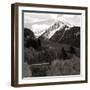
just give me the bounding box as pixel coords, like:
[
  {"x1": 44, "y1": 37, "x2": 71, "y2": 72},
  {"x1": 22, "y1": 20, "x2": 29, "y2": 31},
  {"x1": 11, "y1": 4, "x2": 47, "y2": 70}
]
[
  {"x1": 24, "y1": 15, "x2": 47, "y2": 24},
  {"x1": 57, "y1": 14, "x2": 81, "y2": 26},
  {"x1": 24, "y1": 12, "x2": 81, "y2": 27},
  {"x1": 24, "y1": 13, "x2": 58, "y2": 24},
  {"x1": 31, "y1": 24, "x2": 50, "y2": 37}
]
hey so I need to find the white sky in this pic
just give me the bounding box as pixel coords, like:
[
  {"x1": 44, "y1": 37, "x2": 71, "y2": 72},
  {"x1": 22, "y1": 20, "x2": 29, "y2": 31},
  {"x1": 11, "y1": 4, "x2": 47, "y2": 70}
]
[{"x1": 24, "y1": 12, "x2": 81, "y2": 37}]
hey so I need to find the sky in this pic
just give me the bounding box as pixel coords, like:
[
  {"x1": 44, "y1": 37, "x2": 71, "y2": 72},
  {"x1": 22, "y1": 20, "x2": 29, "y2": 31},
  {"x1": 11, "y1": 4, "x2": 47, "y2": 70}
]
[{"x1": 24, "y1": 12, "x2": 81, "y2": 37}]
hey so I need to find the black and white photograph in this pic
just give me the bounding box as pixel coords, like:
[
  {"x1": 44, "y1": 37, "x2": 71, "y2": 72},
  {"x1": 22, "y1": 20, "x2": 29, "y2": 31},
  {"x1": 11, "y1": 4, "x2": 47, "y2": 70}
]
[
  {"x1": 23, "y1": 12, "x2": 81, "y2": 77},
  {"x1": 11, "y1": 3, "x2": 87, "y2": 87}
]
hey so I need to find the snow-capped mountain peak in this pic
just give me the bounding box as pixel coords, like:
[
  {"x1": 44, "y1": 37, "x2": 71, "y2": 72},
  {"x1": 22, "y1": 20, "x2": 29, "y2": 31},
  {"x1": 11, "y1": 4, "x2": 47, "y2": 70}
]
[{"x1": 40, "y1": 20, "x2": 74, "y2": 39}]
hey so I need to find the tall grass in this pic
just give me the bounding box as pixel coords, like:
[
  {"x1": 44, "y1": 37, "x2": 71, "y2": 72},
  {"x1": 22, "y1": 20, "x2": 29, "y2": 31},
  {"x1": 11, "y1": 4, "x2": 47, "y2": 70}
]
[{"x1": 46, "y1": 55, "x2": 80, "y2": 76}]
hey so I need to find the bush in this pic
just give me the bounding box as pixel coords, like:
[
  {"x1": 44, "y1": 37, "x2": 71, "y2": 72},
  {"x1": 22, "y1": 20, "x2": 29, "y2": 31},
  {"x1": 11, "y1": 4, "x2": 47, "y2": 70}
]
[
  {"x1": 24, "y1": 62, "x2": 32, "y2": 77},
  {"x1": 46, "y1": 55, "x2": 80, "y2": 76}
]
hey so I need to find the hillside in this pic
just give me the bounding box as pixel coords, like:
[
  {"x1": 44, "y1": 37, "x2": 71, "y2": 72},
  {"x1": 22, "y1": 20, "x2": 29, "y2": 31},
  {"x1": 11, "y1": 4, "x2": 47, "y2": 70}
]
[{"x1": 50, "y1": 26, "x2": 80, "y2": 48}]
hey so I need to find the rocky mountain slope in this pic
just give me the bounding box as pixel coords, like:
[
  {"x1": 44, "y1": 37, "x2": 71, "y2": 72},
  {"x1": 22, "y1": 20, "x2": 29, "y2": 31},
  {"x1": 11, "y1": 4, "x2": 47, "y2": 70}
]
[{"x1": 39, "y1": 20, "x2": 80, "y2": 48}]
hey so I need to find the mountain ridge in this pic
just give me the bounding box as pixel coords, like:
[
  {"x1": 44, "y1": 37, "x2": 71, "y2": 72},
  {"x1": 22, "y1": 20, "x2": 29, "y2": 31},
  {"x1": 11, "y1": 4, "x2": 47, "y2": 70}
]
[{"x1": 39, "y1": 20, "x2": 80, "y2": 48}]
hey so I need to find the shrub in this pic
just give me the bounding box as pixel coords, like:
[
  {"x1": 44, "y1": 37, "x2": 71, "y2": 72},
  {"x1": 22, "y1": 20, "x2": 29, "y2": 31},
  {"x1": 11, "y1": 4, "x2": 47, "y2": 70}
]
[
  {"x1": 24, "y1": 62, "x2": 32, "y2": 77},
  {"x1": 46, "y1": 55, "x2": 80, "y2": 76}
]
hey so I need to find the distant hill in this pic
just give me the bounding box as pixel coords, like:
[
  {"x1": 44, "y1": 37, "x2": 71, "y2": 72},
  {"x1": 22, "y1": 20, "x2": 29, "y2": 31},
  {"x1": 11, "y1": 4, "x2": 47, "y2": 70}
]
[
  {"x1": 24, "y1": 28, "x2": 35, "y2": 47},
  {"x1": 24, "y1": 28, "x2": 42, "y2": 50}
]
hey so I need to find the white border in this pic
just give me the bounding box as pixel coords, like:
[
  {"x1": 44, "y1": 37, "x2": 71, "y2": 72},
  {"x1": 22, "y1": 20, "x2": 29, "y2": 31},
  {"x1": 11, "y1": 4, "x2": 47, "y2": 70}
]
[{"x1": 18, "y1": 6, "x2": 86, "y2": 84}]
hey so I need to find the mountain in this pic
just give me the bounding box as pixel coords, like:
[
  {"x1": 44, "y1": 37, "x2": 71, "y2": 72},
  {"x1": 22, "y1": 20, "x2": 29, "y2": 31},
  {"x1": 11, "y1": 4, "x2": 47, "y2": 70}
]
[
  {"x1": 39, "y1": 20, "x2": 74, "y2": 39},
  {"x1": 24, "y1": 28, "x2": 35, "y2": 47},
  {"x1": 24, "y1": 28, "x2": 35, "y2": 39},
  {"x1": 39, "y1": 20, "x2": 80, "y2": 48},
  {"x1": 50, "y1": 26, "x2": 80, "y2": 48}
]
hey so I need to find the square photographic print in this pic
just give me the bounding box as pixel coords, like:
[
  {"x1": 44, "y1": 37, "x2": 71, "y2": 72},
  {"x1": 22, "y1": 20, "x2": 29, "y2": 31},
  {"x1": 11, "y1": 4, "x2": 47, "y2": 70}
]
[
  {"x1": 23, "y1": 12, "x2": 81, "y2": 77},
  {"x1": 11, "y1": 3, "x2": 88, "y2": 87}
]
